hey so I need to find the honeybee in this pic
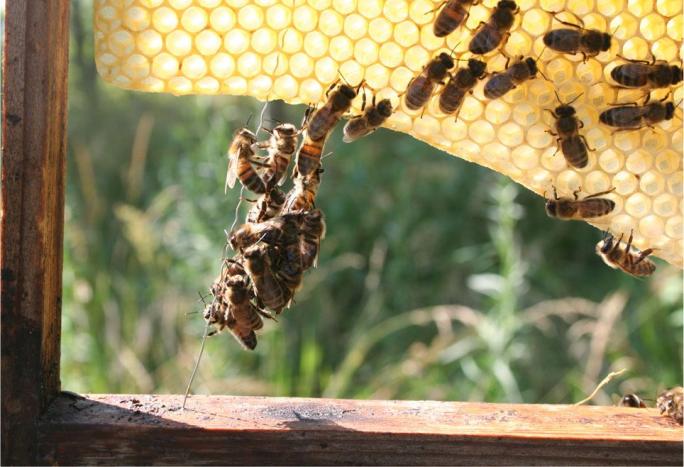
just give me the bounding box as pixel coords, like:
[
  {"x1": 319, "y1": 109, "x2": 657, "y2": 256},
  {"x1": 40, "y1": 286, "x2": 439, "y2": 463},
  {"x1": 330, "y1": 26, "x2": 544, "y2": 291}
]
[
  {"x1": 545, "y1": 187, "x2": 616, "y2": 220},
  {"x1": 596, "y1": 231, "x2": 656, "y2": 277},
  {"x1": 247, "y1": 187, "x2": 286, "y2": 224},
  {"x1": 404, "y1": 52, "x2": 455, "y2": 111},
  {"x1": 439, "y1": 58, "x2": 487, "y2": 115},
  {"x1": 619, "y1": 394, "x2": 647, "y2": 408},
  {"x1": 225, "y1": 128, "x2": 267, "y2": 195},
  {"x1": 282, "y1": 168, "x2": 322, "y2": 214},
  {"x1": 258, "y1": 123, "x2": 299, "y2": 188},
  {"x1": 294, "y1": 134, "x2": 326, "y2": 179},
  {"x1": 301, "y1": 209, "x2": 326, "y2": 270},
  {"x1": 599, "y1": 98, "x2": 676, "y2": 131},
  {"x1": 243, "y1": 243, "x2": 290, "y2": 313},
  {"x1": 484, "y1": 56, "x2": 539, "y2": 100},
  {"x1": 433, "y1": 0, "x2": 480, "y2": 38},
  {"x1": 544, "y1": 92, "x2": 592, "y2": 168},
  {"x1": 611, "y1": 56, "x2": 683, "y2": 93},
  {"x1": 273, "y1": 238, "x2": 304, "y2": 294},
  {"x1": 203, "y1": 301, "x2": 228, "y2": 333},
  {"x1": 343, "y1": 93, "x2": 394, "y2": 142},
  {"x1": 468, "y1": 0, "x2": 518, "y2": 55},
  {"x1": 657, "y1": 387, "x2": 683, "y2": 425},
  {"x1": 543, "y1": 11, "x2": 612, "y2": 61},
  {"x1": 305, "y1": 81, "x2": 362, "y2": 143},
  {"x1": 224, "y1": 313, "x2": 258, "y2": 350},
  {"x1": 230, "y1": 213, "x2": 303, "y2": 252}
]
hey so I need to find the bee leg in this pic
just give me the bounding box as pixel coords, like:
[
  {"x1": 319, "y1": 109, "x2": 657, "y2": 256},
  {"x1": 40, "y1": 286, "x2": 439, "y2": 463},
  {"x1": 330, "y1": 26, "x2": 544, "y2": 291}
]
[
  {"x1": 611, "y1": 233, "x2": 624, "y2": 254},
  {"x1": 585, "y1": 187, "x2": 616, "y2": 199},
  {"x1": 572, "y1": 187, "x2": 581, "y2": 200},
  {"x1": 553, "y1": 185, "x2": 560, "y2": 200},
  {"x1": 551, "y1": 11, "x2": 585, "y2": 29},
  {"x1": 499, "y1": 33, "x2": 512, "y2": 55},
  {"x1": 634, "y1": 248, "x2": 654, "y2": 265},
  {"x1": 579, "y1": 134, "x2": 595, "y2": 152},
  {"x1": 325, "y1": 79, "x2": 339, "y2": 97},
  {"x1": 616, "y1": 53, "x2": 652, "y2": 65},
  {"x1": 625, "y1": 230, "x2": 634, "y2": 255}
]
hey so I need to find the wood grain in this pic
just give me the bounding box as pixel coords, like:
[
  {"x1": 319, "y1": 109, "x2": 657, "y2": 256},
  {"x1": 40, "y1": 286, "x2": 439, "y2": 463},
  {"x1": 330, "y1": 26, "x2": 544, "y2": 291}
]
[
  {"x1": 39, "y1": 394, "x2": 683, "y2": 465},
  {"x1": 1, "y1": 0, "x2": 70, "y2": 464}
]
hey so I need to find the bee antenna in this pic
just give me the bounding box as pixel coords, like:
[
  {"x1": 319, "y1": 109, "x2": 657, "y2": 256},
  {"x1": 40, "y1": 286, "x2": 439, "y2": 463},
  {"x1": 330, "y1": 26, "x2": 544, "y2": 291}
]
[
  {"x1": 337, "y1": 70, "x2": 351, "y2": 86},
  {"x1": 245, "y1": 114, "x2": 254, "y2": 127},
  {"x1": 448, "y1": 41, "x2": 462, "y2": 57},
  {"x1": 554, "y1": 90, "x2": 562, "y2": 104},
  {"x1": 538, "y1": 67, "x2": 551, "y2": 82},
  {"x1": 568, "y1": 92, "x2": 584, "y2": 105},
  {"x1": 536, "y1": 45, "x2": 547, "y2": 61}
]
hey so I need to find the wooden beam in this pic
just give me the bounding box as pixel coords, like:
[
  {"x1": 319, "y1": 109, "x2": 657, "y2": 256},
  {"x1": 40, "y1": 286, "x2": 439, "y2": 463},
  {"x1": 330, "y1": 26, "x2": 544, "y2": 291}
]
[
  {"x1": 39, "y1": 394, "x2": 683, "y2": 465},
  {"x1": 1, "y1": 0, "x2": 70, "y2": 464}
]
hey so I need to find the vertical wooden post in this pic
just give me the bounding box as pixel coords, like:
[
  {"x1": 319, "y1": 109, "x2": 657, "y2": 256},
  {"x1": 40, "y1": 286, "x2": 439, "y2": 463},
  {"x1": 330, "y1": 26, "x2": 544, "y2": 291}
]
[{"x1": 2, "y1": 0, "x2": 70, "y2": 464}]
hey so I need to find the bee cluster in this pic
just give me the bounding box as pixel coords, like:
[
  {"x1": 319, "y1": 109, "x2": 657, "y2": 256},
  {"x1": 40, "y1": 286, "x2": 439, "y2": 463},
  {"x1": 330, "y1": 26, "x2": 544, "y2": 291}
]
[
  {"x1": 206, "y1": 78, "x2": 394, "y2": 349},
  {"x1": 620, "y1": 387, "x2": 683, "y2": 425},
  {"x1": 401, "y1": 0, "x2": 682, "y2": 277}
]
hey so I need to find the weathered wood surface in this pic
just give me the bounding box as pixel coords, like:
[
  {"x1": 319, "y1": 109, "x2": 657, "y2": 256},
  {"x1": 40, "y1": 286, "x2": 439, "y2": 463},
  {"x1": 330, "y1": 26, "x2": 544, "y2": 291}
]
[
  {"x1": 39, "y1": 393, "x2": 683, "y2": 465},
  {"x1": 1, "y1": 0, "x2": 70, "y2": 464}
]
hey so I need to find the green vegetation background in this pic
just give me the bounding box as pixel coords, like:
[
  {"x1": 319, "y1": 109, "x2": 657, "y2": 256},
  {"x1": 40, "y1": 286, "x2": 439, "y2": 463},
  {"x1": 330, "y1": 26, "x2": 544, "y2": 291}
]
[{"x1": 62, "y1": 2, "x2": 682, "y2": 403}]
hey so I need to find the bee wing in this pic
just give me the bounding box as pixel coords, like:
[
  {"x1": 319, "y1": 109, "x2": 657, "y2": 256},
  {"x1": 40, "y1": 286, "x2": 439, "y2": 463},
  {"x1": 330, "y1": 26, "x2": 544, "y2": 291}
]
[
  {"x1": 225, "y1": 141, "x2": 240, "y2": 193},
  {"x1": 578, "y1": 198, "x2": 616, "y2": 218}
]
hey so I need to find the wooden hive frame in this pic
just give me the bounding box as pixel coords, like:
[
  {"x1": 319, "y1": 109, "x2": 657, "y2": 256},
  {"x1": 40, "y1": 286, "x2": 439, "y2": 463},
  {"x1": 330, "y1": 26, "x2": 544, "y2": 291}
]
[{"x1": 1, "y1": 1, "x2": 682, "y2": 465}]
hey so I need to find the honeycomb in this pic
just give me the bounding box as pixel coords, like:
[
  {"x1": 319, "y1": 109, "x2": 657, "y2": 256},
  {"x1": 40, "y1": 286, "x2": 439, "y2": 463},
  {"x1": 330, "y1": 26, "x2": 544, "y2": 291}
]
[{"x1": 94, "y1": 0, "x2": 684, "y2": 268}]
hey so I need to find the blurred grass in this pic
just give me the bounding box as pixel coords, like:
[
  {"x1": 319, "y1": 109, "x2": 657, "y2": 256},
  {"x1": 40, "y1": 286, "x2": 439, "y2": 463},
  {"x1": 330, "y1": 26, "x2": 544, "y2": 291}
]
[{"x1": 62, "y1": 1, "x2": 682, "y2": 403}]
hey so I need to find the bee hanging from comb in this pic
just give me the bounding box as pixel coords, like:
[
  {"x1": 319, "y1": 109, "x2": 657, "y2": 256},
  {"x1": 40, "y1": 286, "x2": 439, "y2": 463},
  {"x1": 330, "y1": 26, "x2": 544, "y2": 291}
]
[
  {"x1": 304, "y1": 78, "x2": 364, "y2": 143},
  {"x1": 544, "y1": 91, "x2": 593, "y2": 169},
  {"x1": 225, "y1": 127, "x2": 267, "y2": 195},
  {"x1": 342, "y1": 91, "x2": 394, "y2": 142},
  {"x1": 258, "y1": 123, "x2": 300, "y2": 189},
  {"x1": 545, "y1": 187, "x2": 616, "y2": 220},
  {"x1": 596, "y1": 230, "x2": 656, "y2": 277}
]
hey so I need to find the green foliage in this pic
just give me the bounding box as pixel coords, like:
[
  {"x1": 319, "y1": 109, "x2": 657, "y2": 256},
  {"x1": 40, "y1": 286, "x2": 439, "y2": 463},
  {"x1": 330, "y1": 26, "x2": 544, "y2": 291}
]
[{"x1": 62, "y1": 2, "x2": 682, "y2": 403}]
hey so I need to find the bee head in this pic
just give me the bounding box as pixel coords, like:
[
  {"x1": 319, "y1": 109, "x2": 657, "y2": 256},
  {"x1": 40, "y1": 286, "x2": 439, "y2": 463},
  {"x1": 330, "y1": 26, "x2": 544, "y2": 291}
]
[
  {"x1": 468, "y1": 59, "x2": 487, "y2": 78},
  {"x1": 243, "y1": 245, "x2": 266, "y2": 270},
  {"x1": 600, "y1": 33, "x2": 612, "y2": 51},
  {"x1": 376, "y1": 99, "x2": 394, "y2": 117},
  {"x1": 598, "y1": 234, "x2": 614, "y2": 254},
  {"x1": 665, "y1": 102, "x2": 675, "y2": 120},
  {"x1": 226, "y1": 277, "x2": 249, "y2": 302},
  {"x1": 235, "y1": 127, "x2": 256, "y2": 143},
  {"x1": 544, "y1": 199, "x2": 557, "y2": 217},
  {"x1": 620, "y1": 394, "x2": 646, "y2": 408},
  {"x1": 525, "y1": 57, "x2": 538, "y2": 75},
  {"x1": 498, "y1": 0, "x2": 517, "y2": 10},
  {"x1": 338, "y1": 84, "x2": 357, "y2": 100},
  {"x1": 331, "y1": 84, "x2": 357, "y2": 110},
  {"x1": 274, "y1": 123, "x2": 298, "y2": 137},
  {"x1": 673, "y1": 66, "x2": 683, "y2": 84},
  {"x1": 555, "y1": 104, "x2": 576, "y2": 117},
  {"x1": 438, "y1": 52, "x2": 455, "y2": 69}
]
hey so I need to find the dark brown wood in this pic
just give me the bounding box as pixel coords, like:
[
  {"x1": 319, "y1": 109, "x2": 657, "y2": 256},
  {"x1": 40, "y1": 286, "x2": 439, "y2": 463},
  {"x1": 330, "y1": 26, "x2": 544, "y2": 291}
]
[
  {"x1": 1, "y1": 0, "x2": 70, "y2": 464},
  {"x1": 39, "y1": 394, "x2": 683, "y2": 465}
]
